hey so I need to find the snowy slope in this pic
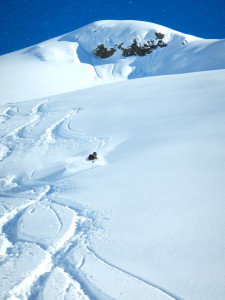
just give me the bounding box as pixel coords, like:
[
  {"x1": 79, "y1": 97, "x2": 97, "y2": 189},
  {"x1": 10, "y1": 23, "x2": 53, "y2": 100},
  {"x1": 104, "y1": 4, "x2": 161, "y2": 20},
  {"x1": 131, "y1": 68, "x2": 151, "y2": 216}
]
[
  {"x1": 0, "y1": 68, "x2": 225, "y2": 300},
  {"x1": 0, "y1": 20, "x2": 225, "y2": 102}
]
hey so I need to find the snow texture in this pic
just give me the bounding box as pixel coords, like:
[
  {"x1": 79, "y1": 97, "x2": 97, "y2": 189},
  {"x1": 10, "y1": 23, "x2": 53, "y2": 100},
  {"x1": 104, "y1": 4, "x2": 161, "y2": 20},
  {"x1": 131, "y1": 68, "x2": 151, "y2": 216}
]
[
  {"x1": 0, "y1": 20, "x2": 225, "y2": 103},
  {"x1": 0, "y1": 20, "x2": 225, "y2": 300}
]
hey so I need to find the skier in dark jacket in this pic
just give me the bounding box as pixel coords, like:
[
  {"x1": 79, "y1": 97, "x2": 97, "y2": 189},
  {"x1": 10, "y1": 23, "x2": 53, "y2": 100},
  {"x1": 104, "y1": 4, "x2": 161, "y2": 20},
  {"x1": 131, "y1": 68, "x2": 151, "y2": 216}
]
[{"x1": 88, "y1": 152, "x2": 98, "y2": 161}]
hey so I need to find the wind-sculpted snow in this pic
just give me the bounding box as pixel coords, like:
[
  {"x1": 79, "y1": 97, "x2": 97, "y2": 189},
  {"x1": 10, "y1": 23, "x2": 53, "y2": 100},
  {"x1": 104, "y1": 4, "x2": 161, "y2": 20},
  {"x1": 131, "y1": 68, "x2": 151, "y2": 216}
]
[
  {"x1": 0, "y1": 70, "x2": 225, "y2": 299},
  {"x1": 1, "y1": 20, "x2": 225, "y2": 103}
]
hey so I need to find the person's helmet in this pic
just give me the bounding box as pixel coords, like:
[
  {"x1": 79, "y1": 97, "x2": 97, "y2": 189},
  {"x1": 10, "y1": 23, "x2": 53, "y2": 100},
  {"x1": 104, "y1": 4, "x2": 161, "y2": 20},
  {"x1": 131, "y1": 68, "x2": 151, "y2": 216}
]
[{"x1": 93, "y1": 152, "x2": 97, "y2": 156}]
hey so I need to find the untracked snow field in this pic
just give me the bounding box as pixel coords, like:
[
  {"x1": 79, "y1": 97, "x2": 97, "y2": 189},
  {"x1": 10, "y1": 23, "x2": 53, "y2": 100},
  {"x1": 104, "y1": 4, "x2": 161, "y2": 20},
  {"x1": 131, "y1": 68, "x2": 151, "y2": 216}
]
[{"x1": 0, "y1": 69, "x2": 225, "y2": 299}]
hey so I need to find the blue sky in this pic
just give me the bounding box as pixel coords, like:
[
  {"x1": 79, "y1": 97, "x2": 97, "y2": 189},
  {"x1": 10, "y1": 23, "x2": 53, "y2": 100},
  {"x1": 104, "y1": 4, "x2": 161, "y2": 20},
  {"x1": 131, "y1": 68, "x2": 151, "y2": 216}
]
[{"x1": 0, "y1": 0, "x2": 225, "y2": 55}]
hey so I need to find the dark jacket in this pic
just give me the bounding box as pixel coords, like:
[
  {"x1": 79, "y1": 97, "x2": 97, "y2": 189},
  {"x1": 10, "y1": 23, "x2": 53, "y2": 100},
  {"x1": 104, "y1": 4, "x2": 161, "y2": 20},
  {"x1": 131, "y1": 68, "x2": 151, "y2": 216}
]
[{"x1": 88, "y1": 154, "x2": 97, "y2": 160}]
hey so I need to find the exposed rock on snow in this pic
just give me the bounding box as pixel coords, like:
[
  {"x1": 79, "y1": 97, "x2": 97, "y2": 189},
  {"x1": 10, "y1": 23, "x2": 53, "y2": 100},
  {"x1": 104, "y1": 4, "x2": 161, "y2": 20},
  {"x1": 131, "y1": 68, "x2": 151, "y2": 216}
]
[
  {"x1": 0, "y1": 20, "x2": 225, "y2": 102},
  {"x1": 93, "y1": 33, "x2": 168, "y2": 58},
  {"x1": 0, "y1": 19, "x2": 225, "y2": 300},
  {"x1": 93, "y1": 44, "x2": 117, "y2": 58}
]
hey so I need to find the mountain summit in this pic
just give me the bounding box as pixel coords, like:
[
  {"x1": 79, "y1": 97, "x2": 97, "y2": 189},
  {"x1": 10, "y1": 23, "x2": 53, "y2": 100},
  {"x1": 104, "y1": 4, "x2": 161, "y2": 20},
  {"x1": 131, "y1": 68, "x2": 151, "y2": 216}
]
[
  {"x1": 0, "y1": 20, "x2": 225, "y2": 300},
  {"x1": 0, "y1": 20, "x2": 225, "y2": 102}
]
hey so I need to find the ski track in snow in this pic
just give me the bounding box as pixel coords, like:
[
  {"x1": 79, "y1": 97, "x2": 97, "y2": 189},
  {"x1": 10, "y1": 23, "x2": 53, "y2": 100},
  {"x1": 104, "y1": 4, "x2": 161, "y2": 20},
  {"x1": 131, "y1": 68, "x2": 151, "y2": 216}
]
[{"x1": 0, "y1": 99, "x2": 177, "y2": 300}]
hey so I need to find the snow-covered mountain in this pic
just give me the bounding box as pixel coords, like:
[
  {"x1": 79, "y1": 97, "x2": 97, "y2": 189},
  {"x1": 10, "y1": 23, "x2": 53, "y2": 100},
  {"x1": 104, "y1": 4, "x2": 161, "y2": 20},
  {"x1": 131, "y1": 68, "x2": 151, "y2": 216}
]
[
  {"x1": 0, "y1": 20, "x2": 225, "y2": 102},
  {"x1": 0, "y1": 20, "x2": 225, "y2": 300}
]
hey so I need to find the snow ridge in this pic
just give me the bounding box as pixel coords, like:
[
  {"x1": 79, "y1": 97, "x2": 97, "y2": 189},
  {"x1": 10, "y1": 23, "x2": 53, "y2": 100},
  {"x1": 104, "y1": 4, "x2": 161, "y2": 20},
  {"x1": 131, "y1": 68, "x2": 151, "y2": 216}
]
[
  {"x1": 1, "y1": 20, "x2": 225, "y2": 103},
  {"x1": 1, "y1": 23, "x2": 225, "y2": 298}
]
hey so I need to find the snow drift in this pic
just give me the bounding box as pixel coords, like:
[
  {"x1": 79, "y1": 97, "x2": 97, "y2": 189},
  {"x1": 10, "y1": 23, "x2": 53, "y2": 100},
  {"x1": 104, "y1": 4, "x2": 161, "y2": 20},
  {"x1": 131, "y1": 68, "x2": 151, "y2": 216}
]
[
  {"x1": 0, "y1": 20, "x2": 225, "y2": 102},
  {"x1": 0, "y1": 19, "x2": 225, "y2": 300}
]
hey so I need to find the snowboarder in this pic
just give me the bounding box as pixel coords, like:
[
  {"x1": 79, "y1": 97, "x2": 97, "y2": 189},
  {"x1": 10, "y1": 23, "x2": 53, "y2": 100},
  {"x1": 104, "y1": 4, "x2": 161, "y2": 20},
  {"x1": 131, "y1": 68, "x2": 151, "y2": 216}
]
[{"x1": 87, "y1": 152, "x2": 98, "y2": 161}]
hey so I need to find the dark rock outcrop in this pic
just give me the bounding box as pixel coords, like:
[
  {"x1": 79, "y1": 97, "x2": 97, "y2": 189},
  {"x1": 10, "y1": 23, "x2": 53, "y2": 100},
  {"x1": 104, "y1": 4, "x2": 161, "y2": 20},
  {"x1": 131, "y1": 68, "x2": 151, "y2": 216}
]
[
  {"x1": 93, "y1": 32, "x2": 168, "y2": 59},
  {"x1": 93, "y1": 44, "x2": 116, "y2": 59}
]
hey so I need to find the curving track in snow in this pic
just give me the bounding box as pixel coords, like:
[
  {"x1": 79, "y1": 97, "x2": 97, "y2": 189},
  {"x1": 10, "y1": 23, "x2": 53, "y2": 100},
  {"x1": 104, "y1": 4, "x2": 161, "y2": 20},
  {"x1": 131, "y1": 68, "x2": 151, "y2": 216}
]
[{"x1": 0, "y1": 98, "x2": 178, "y2": 300}]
